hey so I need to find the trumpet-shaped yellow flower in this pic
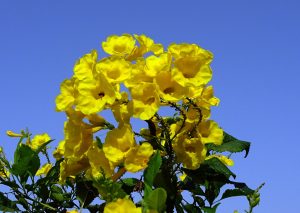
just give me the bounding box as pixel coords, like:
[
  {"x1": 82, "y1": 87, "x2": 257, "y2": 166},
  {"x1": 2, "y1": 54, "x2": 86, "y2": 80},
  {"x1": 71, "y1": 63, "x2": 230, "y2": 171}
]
[
  {"x1": 169, "y1": 43, "x2": 213, "y2": 87},
  {"x1": 6, "y1": 130, "x2": 23, "y2": 137},
  {"x1": 63, "y1": 119, "x2": 93, "y2": 159},
  {"x1": 103, "y1": 124, "x2": 135, "y2": 165},
  {"x1": 86, "y1": 142, "x2": 114, "y2": 179},
  {"x1": 196, "y1": 120, "x2": 223, "y2": 145},
  {"x1": 53, "y1": 140, "x2": 65, "y2": 160},
  {"x1": 173, "y1": 137, "x2": 207, "y2": 170},
  {"x1": 111, "y1": 103, "x2": 133, "y2": 126},
  {"x1": 27, "y1": 133, "x2": 51, "y2": 151},
  {"x1": 102, "y1": 34, "x2": 136, "y2": 57},
  {"x1": 124, "y1": 58, "x2": 153, "y2": 88},
  {"x1": 56, "y1": 78, "x2": 77, "y2": 112},
  {"x1": 155, "y1": 71, "x2": 186, "y2": 102},
  {"x1": 36, "y1": 163, "x2": 52, "y2": 176},
  {"x1": 59, "y1": 157, "x2": 90, "y2": 183},
  {"x1": 206, "y1": 155, "x2": 234, "y2": 166},
  {"x1": 144, "y1": 53, "x2": 171, "y2": 77},
  {"x1": 124, "y1": 142, "x2": 153, "y2": 173},
  {"x1": 104, "y1": 198, "x2": 141, "y2": 213},
  {"x1": 76, "y1": 72, "x2": 120, "y2": 115},
  {"x1": 130, "y1": 83, "x2": 160, "y2": 120},
  {"x1": 97, "y1": 56, "x2": 131, "y2": 84},
  {"x1": 66, "y1": 210, "x2": 79, "y2": 213},
  {"x1": 126, "y1": 34, "x2": 163, "y2": 61},
  {"x1": 73, "y1": 50, "x2": 98, "y2": 80}
]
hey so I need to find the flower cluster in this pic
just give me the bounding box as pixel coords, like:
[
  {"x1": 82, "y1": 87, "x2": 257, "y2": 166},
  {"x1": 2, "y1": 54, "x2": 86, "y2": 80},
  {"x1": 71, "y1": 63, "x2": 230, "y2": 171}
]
[{"x1": 55, "y1": 33, "x2": 223, "y2": 181}]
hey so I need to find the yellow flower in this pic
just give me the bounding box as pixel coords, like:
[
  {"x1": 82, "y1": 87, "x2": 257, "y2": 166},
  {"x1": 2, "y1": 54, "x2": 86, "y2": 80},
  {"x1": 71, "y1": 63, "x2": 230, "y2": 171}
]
[
  {"x1": 155, "y1": 71, "x2": 186, "y2": 102},
  {"x1": 124, "y1": 58, "x2": 153, "y2": 88},
  {"x1": 97, "y1": 56, "x2": 131, "y2": 84},
  {"x1": 126, "y1": 34, "x2": 163, "y2": 61},
  {"x1": 104, "y1": 198, "x2": 141, "y2": 213},
  {"x1": 103, "y1": 124, "x2": 135, "y2": 165},
  {"x1": 173, "y1": 137, "x2": 206, "y2": 170},
  {"x1": 124, "y1": 143, "x2": 153, "y2": 173},
  {"x1": 111, "y1": 103, "x2": 133, "y2": 127},
  {"x1": 55, "y1": 78, "x2": 77, "y2": 112},
  {"x1": 53, "y1": 140, "x2": 65, "y2": 160},
  {"x1": 73, "y1": 50, "x2": 98, "y2": 80},
  {"x1": 102, "y1": 34, "x2": 136, "y2": 57},
  {"x1": 59, "y1": 157, "x2": 90, "y2": 183},
  {"x1": 86, "y1": 142, "x2": 114, "y2": 179},
  {"x1": 206, "y1": 155, "x2": 234, "y2": 166},
  {"x1": 196, "y1": 120, "x2": 223, "y2": 145},
  {"x1": 63, "y1": 119, "x2": 93, "y2": 159},
  {"x1": 130, "y1": 83, "x2": 160, "y2": 120},
  {"x1": 144, "y1": 53, "x2": 171, "y2": 77},
  {"x1": 76, "y1": 72, "x2": 120, "y2": 115},
  {"x1": 169, "y1": 43, "x2": 213, "y2": 87},
  {"x1": 6, "y1": 130, "x2": 23, "y2": 137},
  {"x1": 27, "y1": 133, "x2": 51, "y2": 151},
  {"x1": 36, "y1": 163, "x2": 52, "y2": 176}
]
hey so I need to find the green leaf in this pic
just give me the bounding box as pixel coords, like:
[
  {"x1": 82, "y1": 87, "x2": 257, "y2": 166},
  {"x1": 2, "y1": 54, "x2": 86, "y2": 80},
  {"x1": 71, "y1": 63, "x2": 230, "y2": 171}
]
[
  {"x1": 205, "y1": 157, "x2": 236, "y2": 179},
  {"x1": 221, "y1": 189, "x2": 247, "y2": 199},
  {"x1": 51, "y1": 185, "x2": 65, "y2": 202},
  {"x1": 206, "y1": 132, "x2": 250, "y2": 157},
  {"x1": 202, "y1": 203, "x2": 220, "y2": 213},
  {"x1": 11, "y1": 144, "x2": 40, "y2": 182},
  {"x1": 121, "y1": 178, "x2": 140, "y2": 194},
  {"x1": 0, "y1": 192, "x2": 19, "y2": 212},
  {"x1": 95, "y1": 136, "x2": 103, "y2": 149},
  {"x1": 144, "y1": 151, "x2": 162, "y2": 187},
  {"x1": 143, "y1": 188, "x2": 167, "y2": 212},
  {"x1": 184, "y1": 204, "x2": 201, "y2": 213}
]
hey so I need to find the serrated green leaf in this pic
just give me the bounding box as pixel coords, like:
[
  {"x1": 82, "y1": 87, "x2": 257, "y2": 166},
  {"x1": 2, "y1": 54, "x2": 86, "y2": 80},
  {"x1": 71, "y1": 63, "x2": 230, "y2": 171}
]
[
  {"x1": 207, "y1": 132, "x2": 250, "y2": 157},
  {"x1": 221, "y1": 189, "x2": 246, "y2": 200},
  {"x1": 205, "y1": 157, "x2": 236, "y2": 179},
  {"x1": 0, "y1": 192, "x2": 19, "y2": 212},
  {"x1": 143, "y1": 188, "x2": 167, "y2": 212},
  {"x1": 11, "y1": 144, "x2": 40, "y2": 182},
  {"x1": 144, "y1": 151, "x2": 162, "y2": 187}
]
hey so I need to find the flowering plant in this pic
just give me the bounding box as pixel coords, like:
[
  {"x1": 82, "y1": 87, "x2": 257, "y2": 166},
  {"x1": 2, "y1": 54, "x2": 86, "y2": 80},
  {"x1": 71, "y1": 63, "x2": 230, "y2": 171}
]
[{"x1": 0, "y1": 34, "x2": 263, "y2": 213}]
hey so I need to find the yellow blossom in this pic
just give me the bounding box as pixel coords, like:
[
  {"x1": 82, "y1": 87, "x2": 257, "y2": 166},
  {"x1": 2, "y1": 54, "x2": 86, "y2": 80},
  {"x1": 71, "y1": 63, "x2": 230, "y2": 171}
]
[
  {"x1": 144, "y1": 53, "x2": 171, "y2": 77},
  {"x1": 97, "y1": 56, "x2": 131, "y2": 84},
  {"x1": 66, "y1": 210, "x2": 79, "y2": 213},
  {"x1": 155, "y1": 71, "x2": 186, "y2": 102},
  {"x1": 59, "y1": 157, "x2": 90, "y2": 183},
  {"x1": 86, "y1": 142, "x2": 114, "y2": 179},
  {"x1": 27, "y1": 133, "x2": 51, "y2": 151},
  {"x1": 124, "y1": 142, "x2": 153, "y2": 173},
  {"x1": 126, "y1": 34, "x2": 163, "y2": 61},
  {"x1": 173, "y1": 137, "x2": 206, "y2": 170},
  {"x1": 73, "y1": 50, "x2": 98, "y2": 80},
  {"x1": 53, "y1": 140, "x2": 65, "y2": 160},
  {"x1": 104, "y1": 198, "x2": 141, "y2": 213},
  {"x1": 103, "y1": 124, "x2": 135, "y2": 165},
  {"x1": 36, "y1": 163, "x2": 52, "y2": 176},
  {"x1": 6, "y1": 130, "x2": 23, "y2": 137},
  {"x1": 76, "y1": 72, "x2": 120, "y2": 115},
  {"x1": 196, "y1": 120, "x2": 223, "y2": 145},
  {"x1": 102, "y1": 34, "x2": 136, "y2": 57},
  {"x1": 63, "y1": 119, "x2": 93, "y2": 159},
  {"x1": 55, "y1": 78, "x2": 77, "y2": 111},
  {"x1": 169, "y1": 43, "x2": 213, "y2": 87},
  {"x1": 130, "y1": 83, "x2": 160, "y2": 120}
]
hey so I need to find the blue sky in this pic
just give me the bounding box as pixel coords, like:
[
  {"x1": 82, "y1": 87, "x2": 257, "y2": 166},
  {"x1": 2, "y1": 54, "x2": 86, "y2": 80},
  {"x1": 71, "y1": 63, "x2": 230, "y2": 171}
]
[{"x1": 1, "y1": 1, "x2": 300, "y2": 212}]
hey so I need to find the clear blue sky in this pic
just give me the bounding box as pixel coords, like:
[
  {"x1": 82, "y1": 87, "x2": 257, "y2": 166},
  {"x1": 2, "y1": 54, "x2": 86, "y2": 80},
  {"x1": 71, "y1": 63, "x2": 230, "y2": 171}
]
[{"x1": 1, "y1": 1, "x2": 299, "y2": 212}]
